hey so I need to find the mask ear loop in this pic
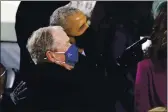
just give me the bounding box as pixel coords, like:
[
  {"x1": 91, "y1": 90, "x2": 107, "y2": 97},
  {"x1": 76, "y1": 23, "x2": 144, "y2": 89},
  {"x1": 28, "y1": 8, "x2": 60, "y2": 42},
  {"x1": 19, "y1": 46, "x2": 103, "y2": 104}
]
[
  {"x1": 44, "y1": 51, "x2": 66, "y2": 64},
  {"x1": 54, "y1": 52, "x2": 66, "y2": 65}
]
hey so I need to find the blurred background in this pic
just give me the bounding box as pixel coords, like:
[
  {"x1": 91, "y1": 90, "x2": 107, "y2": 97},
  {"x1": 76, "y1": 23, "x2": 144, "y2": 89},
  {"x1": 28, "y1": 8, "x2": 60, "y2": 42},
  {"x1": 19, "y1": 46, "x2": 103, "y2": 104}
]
[{"x1": 1, "y1": 1, "x2": 21, "y2": 70}]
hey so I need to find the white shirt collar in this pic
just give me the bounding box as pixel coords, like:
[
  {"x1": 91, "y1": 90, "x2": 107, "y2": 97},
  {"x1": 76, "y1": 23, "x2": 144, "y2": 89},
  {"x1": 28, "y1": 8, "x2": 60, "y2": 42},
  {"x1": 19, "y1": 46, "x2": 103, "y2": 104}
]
[{"x1": 81, "y1": 50, "x2": 86, "y2": 56}]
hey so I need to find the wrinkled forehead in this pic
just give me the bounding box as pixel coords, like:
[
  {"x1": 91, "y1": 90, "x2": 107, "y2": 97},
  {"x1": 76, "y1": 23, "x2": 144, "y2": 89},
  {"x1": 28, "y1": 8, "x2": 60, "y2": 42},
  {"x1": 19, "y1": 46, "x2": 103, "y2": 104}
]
[
  {"x1": 50, "y1": 26, "x2": 64, "y2": 35},
  {"x1": 50, "y1": 26, "x2": 64, "y2": 31}
]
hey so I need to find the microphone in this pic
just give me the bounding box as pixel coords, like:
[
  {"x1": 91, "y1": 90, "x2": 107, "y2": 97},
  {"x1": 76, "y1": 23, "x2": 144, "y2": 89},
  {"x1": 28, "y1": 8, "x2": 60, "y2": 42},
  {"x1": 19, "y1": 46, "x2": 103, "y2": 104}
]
[
  {"x1": 125, "y1": 36, "x2": 150, "y2": 51},
  {"x1": 116, "y1": 36, "x2": 150, "y2": 67}
]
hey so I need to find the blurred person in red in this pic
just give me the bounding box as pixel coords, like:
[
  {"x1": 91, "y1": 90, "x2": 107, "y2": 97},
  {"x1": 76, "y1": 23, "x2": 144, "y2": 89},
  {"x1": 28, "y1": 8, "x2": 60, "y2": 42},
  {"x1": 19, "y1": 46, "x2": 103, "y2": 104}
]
[{"x1": 135, "y1": 1, "x2": 167, "y2": 112}]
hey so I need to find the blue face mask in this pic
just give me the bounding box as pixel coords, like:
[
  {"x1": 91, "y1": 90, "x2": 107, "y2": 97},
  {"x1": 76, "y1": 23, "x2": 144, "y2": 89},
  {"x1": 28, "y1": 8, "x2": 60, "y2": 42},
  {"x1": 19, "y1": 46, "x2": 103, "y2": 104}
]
[{"x1": 55, "y1": 44, "x2": 79, "y2": 66}]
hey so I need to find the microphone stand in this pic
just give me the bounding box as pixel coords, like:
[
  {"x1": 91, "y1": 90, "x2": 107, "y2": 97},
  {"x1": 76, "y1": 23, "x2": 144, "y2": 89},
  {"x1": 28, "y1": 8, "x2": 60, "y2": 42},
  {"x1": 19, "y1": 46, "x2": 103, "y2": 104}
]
[{"x1": 116, "y1": 36, "x2": 150, "y2": 69}]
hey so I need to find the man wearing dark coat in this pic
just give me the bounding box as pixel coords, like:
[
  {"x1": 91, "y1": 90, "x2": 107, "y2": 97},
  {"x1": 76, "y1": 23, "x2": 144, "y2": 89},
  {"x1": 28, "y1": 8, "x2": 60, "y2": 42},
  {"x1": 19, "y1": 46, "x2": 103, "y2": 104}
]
[
  {"x1": 59, "y1": 2, "x2": 154, "y2": 111},
  {"x1": 15, "y1": 1, "x2": 70, "y2": 82},
  {"x1": 15, "y1": 1, "x2": 154, "y2": 112},
  {"x1": 25, "y1": 26, "x2": 104, "y2": 112}
]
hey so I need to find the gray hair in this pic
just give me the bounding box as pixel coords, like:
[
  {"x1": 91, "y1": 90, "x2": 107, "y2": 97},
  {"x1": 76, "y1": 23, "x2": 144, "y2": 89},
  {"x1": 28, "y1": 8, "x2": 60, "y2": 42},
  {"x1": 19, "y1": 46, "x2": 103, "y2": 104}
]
[
  {"x1": 26, "y1": 26, "x2": 62, "y2": 64},
  {"x1": 50, "y1": 6, "x2": 80, "y2": 28}
]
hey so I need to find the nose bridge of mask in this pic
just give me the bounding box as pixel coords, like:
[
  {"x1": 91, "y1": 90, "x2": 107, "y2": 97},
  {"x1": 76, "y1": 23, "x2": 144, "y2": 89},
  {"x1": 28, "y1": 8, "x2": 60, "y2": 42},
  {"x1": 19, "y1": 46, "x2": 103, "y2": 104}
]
[
  {"x1": 55, "y1": 52, "x2": 65, "y2": 54},
  {"x1": 44, "y1": 52, "x2": 66, "y2": 63}
]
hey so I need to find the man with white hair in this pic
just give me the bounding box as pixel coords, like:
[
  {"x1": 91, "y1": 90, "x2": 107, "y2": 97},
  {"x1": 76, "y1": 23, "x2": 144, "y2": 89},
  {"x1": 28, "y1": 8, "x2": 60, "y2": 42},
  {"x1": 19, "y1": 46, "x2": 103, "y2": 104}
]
[
  {"x1": 26, "y1": 26, "x2": 100, "y2": 111},
  {"x1": 27, "y1": 26, "x2": 74, "y2": 70},
  {"x1": 15, "y1": 1, "x2": 70, "y2": 87}
]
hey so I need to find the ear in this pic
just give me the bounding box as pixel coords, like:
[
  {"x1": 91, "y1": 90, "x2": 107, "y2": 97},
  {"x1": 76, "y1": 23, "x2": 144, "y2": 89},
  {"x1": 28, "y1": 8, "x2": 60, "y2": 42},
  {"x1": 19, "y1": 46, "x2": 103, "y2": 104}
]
[{"x1": 46, "y1": 51, "x2": 56, "y2": 63}]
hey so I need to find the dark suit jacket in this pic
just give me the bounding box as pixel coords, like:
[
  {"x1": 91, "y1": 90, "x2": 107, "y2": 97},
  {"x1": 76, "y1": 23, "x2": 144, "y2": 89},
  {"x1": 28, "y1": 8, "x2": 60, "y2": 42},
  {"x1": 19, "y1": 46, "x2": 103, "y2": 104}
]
[
  {"x1": 25, "y1": 54, "x2": 106, "y2": 112},
  {"x1": 75, "y1": 2, "x2": 154, "y2": 112},
  {"x1": 15, "y1": 2, "x2": 154, "y2": 112}
]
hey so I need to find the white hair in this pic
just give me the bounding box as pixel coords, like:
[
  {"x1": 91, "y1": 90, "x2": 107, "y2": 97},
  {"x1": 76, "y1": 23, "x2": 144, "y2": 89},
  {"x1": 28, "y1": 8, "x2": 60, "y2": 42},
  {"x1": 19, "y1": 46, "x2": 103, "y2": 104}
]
[
  {"x1": 50, "y1": 6, "x2": 80, "y2": 28},
  {"x1": 26, "y1": 26, "x2": 63, "y2": 64}
]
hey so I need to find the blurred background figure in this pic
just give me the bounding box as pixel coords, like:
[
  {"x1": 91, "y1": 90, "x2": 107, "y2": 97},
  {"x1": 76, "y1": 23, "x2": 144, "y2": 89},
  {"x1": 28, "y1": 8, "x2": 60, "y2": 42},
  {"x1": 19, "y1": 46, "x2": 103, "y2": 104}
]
[
  {"x1": 135, "y1": 1, "x2": 167, "y2": 112},
  {"x1": 1, "y1": 1, "x2": 20, "y2": 71}
]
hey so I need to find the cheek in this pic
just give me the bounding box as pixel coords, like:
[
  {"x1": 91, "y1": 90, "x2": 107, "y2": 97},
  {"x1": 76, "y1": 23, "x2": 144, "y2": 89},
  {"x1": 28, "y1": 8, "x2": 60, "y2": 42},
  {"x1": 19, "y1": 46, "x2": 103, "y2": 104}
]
[
  {"x1": 66, "y1": 28, "x2": 76, "y2": 36},
  {"x1": 60, "y1": 55, "x2": 66, "y2": 62},
  {"x1": 54, "y1": 53, "x2": 66, "y2": 62},
  {"x1": 67, "y1": 29, "x2": 80, "y2": 37},
  {"x1": 75, "y1": 31, "x2": 85, "y2": 37},
  {"x1": 66, "y1": 23, "x2": 88, "y2": 36},
  {"x1": 77, "y1": 25, "x2": 88, "y2": 36}
]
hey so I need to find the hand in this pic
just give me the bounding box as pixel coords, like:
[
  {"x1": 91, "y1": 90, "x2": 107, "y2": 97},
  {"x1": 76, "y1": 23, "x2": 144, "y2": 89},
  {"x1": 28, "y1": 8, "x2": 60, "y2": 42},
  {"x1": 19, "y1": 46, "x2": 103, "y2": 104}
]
[
  {"x1": 78, "y1": 48, "x2": 84, "y2": 53},
  {"x1": 69, "y1": 37, "x2": 76, "y2": 44},
  {"x1": 10, "y1": 81, "x2": 27, "y2": 105}
]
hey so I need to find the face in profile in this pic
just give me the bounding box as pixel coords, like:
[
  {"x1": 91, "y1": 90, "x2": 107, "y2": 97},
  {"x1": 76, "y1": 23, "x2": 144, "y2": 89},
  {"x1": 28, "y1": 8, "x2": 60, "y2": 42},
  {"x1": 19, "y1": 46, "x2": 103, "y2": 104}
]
[
  {"x1": 50, "y1": 26, "x2": 71, "y2": 52},
  {"x1": 65, "y1": 10, "x2": 89, "y2": 37},
  {"x1": 46, "y1": 27, "x2": 75, "y2": 70},
  {"x1": 47, "y1": 27, "x2": 71, "y2": 63}
]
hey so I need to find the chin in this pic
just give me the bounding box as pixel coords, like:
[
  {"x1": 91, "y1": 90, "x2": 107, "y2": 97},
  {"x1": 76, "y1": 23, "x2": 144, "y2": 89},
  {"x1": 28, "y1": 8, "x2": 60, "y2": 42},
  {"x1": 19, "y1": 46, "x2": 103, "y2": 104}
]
[
  {"x1": 75, "y1": 33, "x2": 83, "y2": 37},
  {"x1": 76, "y1": 31, "x2": 86, "y2": 37}
]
